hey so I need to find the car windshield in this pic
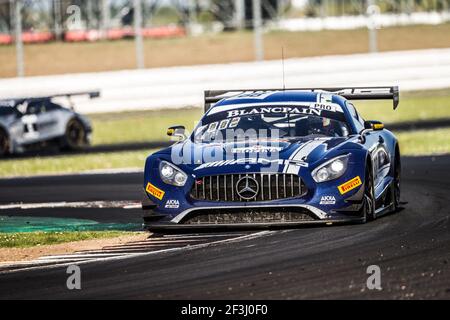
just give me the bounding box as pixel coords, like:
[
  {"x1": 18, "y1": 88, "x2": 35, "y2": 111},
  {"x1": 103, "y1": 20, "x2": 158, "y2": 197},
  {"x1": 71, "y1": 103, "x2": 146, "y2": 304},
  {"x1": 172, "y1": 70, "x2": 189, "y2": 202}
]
[
  {"x1": 0, "y1": 107, "x2": 17, "y2": 117},
  {"x1": 193, "y1": 110, "x2": 350, "y2": 143}
]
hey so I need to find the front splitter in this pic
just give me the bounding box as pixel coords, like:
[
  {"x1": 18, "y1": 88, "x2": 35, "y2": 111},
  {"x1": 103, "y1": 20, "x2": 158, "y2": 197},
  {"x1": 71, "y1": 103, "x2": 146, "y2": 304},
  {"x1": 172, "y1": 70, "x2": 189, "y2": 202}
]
[{"x1": 144, "y1": 217, "x2": 365, "y2": 233}]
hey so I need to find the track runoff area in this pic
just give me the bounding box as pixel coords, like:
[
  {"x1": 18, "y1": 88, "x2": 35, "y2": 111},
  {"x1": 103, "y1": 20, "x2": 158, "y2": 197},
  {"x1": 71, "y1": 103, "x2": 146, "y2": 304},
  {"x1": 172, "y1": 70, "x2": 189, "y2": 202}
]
[{"x1": 0, "y1": 155, "x2": 449, "y2": 306}]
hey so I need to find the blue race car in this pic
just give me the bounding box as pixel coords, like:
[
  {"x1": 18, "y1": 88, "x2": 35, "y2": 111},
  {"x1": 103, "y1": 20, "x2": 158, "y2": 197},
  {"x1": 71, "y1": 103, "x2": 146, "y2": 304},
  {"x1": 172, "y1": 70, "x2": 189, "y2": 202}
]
[{"x1": 142, "y1": 86, "x2": 401, "y2": 231}]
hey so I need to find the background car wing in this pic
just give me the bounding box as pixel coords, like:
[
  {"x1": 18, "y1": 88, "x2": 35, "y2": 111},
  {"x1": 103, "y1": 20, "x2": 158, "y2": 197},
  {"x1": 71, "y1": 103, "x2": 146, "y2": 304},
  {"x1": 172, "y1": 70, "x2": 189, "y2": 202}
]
[{"x1": 0, "y1": 90, "x2": 100, "y2": 111}]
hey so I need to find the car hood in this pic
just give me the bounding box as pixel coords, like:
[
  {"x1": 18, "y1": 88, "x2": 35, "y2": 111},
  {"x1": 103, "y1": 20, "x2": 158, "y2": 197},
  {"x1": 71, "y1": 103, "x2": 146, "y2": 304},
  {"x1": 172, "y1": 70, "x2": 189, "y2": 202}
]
[
  {"x1": 0, "y1": 114, "x2": 18, "y2": 127},
  {"x1": 167, "y1": 136, "x2": 355, "y2": 175}
]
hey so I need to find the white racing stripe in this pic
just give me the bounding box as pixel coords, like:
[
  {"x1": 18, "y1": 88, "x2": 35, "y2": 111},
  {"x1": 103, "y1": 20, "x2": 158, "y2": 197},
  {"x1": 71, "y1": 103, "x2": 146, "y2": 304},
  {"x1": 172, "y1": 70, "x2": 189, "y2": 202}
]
[
  {"x1": 0, "y1": 200, "x2": 141, "y2": 210},
  {"x1": 288, "y1": 141, "x2": 312, "y2": 161},
  {"x1": 283, "y1": 139, "x2": 325, "y2": 174},
  {"x1": 291, "y1": 139, "x2": 327, "y2": 162}
]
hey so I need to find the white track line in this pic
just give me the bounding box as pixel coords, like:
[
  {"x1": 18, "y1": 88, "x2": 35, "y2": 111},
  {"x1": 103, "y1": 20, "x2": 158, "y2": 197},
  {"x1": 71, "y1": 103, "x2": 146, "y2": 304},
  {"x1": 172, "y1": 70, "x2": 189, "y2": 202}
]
[
  {"x1": 0, "y1": 231, "x2": 274, "y2": 274},
  {"x1": 160, "y1": 233, "x2": 248, "y2": 239},
  {"x1": 106, "y1": 239, "x2": 202, "y2": 245},
  {"x1": 37, "y1": 253, "x2": 133, "y2": 260},
  {"x1": 0, "y1": 200, "x2": 141, "y2": 210}
]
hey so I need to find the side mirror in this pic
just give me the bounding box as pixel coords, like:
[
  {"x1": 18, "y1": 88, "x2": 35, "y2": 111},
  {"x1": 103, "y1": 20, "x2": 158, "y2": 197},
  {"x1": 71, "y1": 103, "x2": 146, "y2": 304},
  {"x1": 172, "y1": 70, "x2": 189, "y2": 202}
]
[
  {"x1": 360, "y1": 120, "x2": 384, "y2": 143},
  {"x1": 364, "y1": 120, "x2": 384, "y2": 131},
  {"x1": 167, "y1": 125, "x2": 187, "y2": 140}
]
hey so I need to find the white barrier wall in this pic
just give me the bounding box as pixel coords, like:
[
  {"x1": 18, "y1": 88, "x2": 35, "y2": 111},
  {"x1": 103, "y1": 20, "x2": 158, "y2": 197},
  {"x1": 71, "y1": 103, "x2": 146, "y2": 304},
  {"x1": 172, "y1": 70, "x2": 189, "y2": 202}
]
[
  {"x1": 277, "y1": 12, "x2": 450, "y2": 31},
  {"x1": 0, "y1": 48, "x2": 450, "y2": 114}
]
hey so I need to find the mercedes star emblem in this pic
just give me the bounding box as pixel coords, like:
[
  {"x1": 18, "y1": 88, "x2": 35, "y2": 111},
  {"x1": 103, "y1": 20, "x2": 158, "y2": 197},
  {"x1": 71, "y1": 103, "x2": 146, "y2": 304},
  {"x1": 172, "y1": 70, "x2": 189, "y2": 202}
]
[{"x1": 236, "y1": 176, "x2": 259, "y2": 200}]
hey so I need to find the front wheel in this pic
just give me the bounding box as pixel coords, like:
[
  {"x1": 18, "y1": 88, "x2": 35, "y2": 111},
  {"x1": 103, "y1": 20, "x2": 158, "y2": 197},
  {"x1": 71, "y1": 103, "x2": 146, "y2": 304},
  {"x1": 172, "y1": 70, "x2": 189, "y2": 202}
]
[{"x1": 361, "y1": 167, "x2": 376, "y2": 222}]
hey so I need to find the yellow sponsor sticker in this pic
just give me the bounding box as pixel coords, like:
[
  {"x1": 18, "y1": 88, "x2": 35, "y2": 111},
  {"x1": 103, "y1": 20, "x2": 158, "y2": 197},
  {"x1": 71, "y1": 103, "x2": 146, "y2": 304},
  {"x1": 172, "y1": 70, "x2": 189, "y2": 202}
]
[
  {"x1": 146, "y1": 182, "x2": 165, "y2": 200},
  {"x1": 373, "y1": 123, "x2": 384, "y2": 130},
  {"x1": 338, "y1": 176, "x2": 362, "y2": 195},
  {"x1": 167, "y1": 128, "x2": 175, "y2": 136}
]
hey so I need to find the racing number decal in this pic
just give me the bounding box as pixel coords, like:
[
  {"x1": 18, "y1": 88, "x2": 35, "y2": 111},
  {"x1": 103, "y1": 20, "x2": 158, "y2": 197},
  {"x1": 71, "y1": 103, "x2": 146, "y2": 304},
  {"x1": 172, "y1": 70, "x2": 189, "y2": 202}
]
[
  {"x1": 338, "y1": 176, "x2": 362, "y2": 195},
  {"x1": 146, "y1": 182, "x2": 165, "y2": 200},
  {"x1": 22, "y1": 115, "x2": 39, "y2": 138}
]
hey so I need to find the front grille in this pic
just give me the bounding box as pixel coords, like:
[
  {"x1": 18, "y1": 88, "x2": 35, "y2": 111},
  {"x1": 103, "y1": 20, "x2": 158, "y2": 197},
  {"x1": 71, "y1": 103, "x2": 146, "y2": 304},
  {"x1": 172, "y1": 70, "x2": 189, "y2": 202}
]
[
  {"x1": 190, "y1": 173, "x2": 307, "y2": 202},
  {"x1": 182, "y1": 207, "x2": 316, "y2": 225}
]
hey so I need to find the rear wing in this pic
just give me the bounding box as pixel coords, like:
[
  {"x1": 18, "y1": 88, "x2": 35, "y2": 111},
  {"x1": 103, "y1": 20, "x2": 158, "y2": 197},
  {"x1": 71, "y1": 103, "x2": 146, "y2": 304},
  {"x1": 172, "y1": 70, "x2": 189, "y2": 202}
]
[
  {"x1": 45, "y1": 91, "x2": 100, "y2": 100},
  {"x1": 0, "y1": 90, "x2": 100, "y2": 108},
  {"x1": 204, "y1": 86, "x2": 399, "y2": 113}
]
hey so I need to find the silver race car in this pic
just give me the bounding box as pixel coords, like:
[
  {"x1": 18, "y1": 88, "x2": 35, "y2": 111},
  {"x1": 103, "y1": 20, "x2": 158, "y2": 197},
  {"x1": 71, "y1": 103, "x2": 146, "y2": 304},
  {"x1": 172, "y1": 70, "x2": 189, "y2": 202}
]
[{"x1": 0, "y1": 91, "x2": 99, "y2": 156}]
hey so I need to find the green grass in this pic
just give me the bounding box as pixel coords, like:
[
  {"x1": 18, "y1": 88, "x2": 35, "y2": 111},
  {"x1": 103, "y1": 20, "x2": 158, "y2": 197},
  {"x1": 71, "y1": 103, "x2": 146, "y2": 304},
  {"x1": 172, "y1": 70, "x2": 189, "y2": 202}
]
[
  {"x1": 0, "y1": 231, "x2": 135, "y2": 248},
  {"x1": 91, "y1": 108, "x2": 201, "y2": 145},
  {"x1": 356, "y1": 89, "x2": 450, "y2": 124},
  {"x1": 0, "y1": 150, "x2": 152, "y2": 178},
  {"x1": 395, "y1": 128, "x2": 450, "y2": 156}
]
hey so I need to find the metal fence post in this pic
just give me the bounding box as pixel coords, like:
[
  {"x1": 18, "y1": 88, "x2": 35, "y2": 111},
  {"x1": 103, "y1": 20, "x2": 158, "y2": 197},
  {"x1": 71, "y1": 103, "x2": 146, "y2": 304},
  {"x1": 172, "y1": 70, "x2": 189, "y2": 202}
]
[
  {"x1": 188, "y1": 0, "x2": 196, "y2": 35},
  {"x1": 86, "y1": 0, "x2": 94, "y2": 29},
  {"x1": 367, "y1": 0, "x2": 379, "y2": 53},
  {"x1": 252, "y1": 0, "x2": 264, "y2": 61},
  {"x1": 134, "y1": 0, "x2": 145, "y2": 69},
  {"x1": 14, "y1": 0, "x2": 24, "y2": 77},
  {"x1": 53, "y1": 0, "x2": 63, "y2": 40},
  {"x1": 235, "y1": 0, "x2": 245, "y2": 29},
  {"x1": 101, "y1": 0, "x2": 110, "y2": 37}
]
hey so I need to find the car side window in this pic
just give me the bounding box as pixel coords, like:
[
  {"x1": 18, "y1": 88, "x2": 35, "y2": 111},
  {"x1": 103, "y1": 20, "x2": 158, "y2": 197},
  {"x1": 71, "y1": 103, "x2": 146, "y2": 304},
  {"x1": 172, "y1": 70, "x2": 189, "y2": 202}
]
[
  {"x1": 26, "y1": 102, "x2": 44, "y2": 115},
  {"x1": 26, "y1": 100, "x2": 60, "y2": 114},
  {"x1": 347, "y1": 102, "x2": 364, "y2": 132},
  {"x1": 42, "y1": 101, "x2": 61, "y2": 112}
]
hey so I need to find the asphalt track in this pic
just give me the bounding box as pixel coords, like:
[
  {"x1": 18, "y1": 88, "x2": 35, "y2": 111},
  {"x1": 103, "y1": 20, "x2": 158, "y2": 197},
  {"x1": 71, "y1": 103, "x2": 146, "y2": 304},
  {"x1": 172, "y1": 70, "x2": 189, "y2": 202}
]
[
  {"x1": 0, "y1": 155, "x2": 449, "y2": 299},
  {"x1": 0, "y1": 171, "x2": 144, "y2": 224}
]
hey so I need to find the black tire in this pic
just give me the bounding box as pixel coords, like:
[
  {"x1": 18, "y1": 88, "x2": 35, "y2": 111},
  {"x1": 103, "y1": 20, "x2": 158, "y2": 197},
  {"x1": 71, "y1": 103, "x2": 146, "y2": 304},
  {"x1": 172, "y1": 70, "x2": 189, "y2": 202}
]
[
  {"x1": 361, "y1": 167, "x2": 376, "y2": 222},
  {"x1": 0, "y1": 129, "x2": 9, "y2": 156},
  {"x1": 392, "y1": 152, "x2": 401, "y2": 212},
  {"x1": 62, "y1": 118, "x2": 87, "y2": 151}
]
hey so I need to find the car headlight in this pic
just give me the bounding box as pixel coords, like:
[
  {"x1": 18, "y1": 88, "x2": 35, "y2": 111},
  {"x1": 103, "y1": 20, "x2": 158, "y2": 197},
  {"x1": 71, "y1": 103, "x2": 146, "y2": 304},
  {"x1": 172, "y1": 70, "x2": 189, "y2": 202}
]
[
  {"x1": 159, "y1": 160, "x2": 188, "y2": 186},
  {"x1": 312, "y1": 154, "x2": 349, "y2": 183}
]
